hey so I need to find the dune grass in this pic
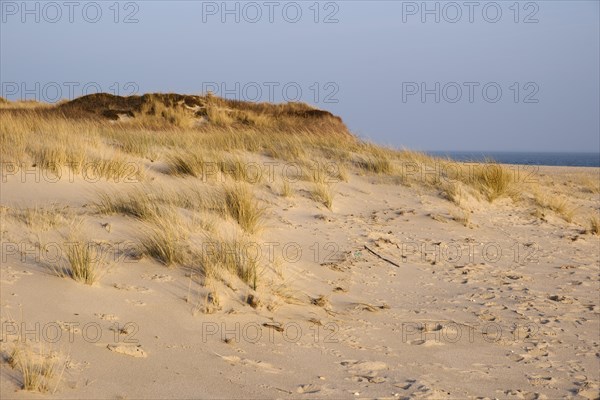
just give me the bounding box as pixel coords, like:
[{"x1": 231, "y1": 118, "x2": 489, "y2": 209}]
[
  {"x1": 223, "y1": 183, "x2": 265, "y2": 234},
  {"x1": 85, "y1": 155, "x2": 144, "y2": 182},
  {"x1": 442, "y1": 182, "x2": 463, "y2": 206},
  {"x1": 3, "y1": 93, "x2": 598, "y2": 318},
  {"x1": 470, "y1": 163, "x2": 514, "y2": 202},
  {"x1": 533, "y1": 190, "x2": 577, "y2": 222},
  {"x1": 95, "y1": 187, "x2": 166, "y2": 220},
  {"x1": 356, "y1": 156, "x2": 393, "y2": 175},
  {"x1": 589, "y1": 215, "x2": 599, "y2": 235},
  {"x1": 136, "y1": 96, "x2": 199, "y2": 129},
  {"x1": 9, "y1": 343, "x2": 64, "y2": 393},
  {"x1": 8, "y1": 206, "x2": 67, "y2": 231},
  {"x1": 311, "y1": 181, "x2": 335, "y2": 210},
  {"x1": 141, "y1": 224, "x2": 188, "y2": 267},
  {"x1": 167, "y1": 151, "x2": 210, "y2": 178},
  {"x1": 199, "y1": 234, "x2": 260, "y2": 289},
  {"x1": 58, "y1": 240, "x2": 106, "y2": 285},
  {"x1": 451, "y1": 209, "x2": 471, "y2": 227},
  {"x1": 280, "y1": 180, "x2": 293, "y2": 198}
]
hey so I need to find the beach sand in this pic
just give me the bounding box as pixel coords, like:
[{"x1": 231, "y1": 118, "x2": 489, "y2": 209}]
[{"x1": 1, "y1": 158, "x2": 598, "y2": 399}]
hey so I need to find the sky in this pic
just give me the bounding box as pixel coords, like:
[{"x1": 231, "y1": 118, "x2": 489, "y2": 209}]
[{"x1": 1, "y1": 0, "x2": 599, "y2": 152}]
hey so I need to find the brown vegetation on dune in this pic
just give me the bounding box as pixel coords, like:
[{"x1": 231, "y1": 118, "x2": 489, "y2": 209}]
[{"x1": 48, "y1": 92, "x2": 351, "y2": 134}]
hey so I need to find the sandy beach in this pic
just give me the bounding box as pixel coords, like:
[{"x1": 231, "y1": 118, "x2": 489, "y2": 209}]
[{"x1": 0, "y1": 96, "x2": 599, "y2": 399}]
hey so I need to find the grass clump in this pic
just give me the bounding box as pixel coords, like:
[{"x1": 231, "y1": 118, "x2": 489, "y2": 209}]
[
  {"x1": 219, "y1": 156, "x2": 262, "y2": 183},
  {"x1": 59, "y1": 240, "x2": 105, "y2": 285},
  {"x1": 141, "y1": 227, "x2": 187, "y2": 266},
  {"x1": 223, "y1": 184, "x2": 265, "y2": 234},
  {"x1": 355, "y1": 143, "x2": 395, "y2": 175},
  {"x1": 470, "y1": 163, "x2": 513, "y2": 202},
  {"x1": 167, "y1": 152, "x2": 209, "y2": 178},
  {"x1": 140, "y1": 214, "x2": 189, "y2": 266},
  {"x1": 9, "y1": 206, "x2": 67, "y2": 231},
  {"x1": 8, "y1": 343, "x2": 64, "y2": 393},
  {"x1": 451, "y1": 209, "x2": 471, "y2": 227},
  {"x1": 356, "y1": 155, "x2": 393, "y2": 175},
  {"x1": 95, "y1": 187, "x2": 166, "y2": 220},
  {"x1": 442, "y1": 182, "x2": 463, "y2": 206},
  {"x1": 311, "y1": 181, "x2": 335, "y2": 210},
  {"x1": 200, "y1": 235, "x2": 260, "y2": 290},
  {"x1": 280, "y1": 180, "x2": 293, "y2": 198},
  {"x1": 85, "y1": 155, "x2": 144, "y2": 182},
  {"x1": 533, "y1": 191, "x2": 576, "y2": 222},
  {"x1": 589, "y1": 215, "x2": 599, "y2": 235}
]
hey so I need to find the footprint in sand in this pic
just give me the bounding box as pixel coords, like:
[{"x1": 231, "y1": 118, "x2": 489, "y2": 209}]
[
  {"x1": 113, "y1": 283, "x2": 152, "y2": 293},
  {"x1": 107, "y1": 344, "x2": 147, "y2": 358},
  {"x1": 527, "y1": 375, "x2": 554, "y2": 387},
  {"x1": 217, "y1": 354, "x2": 281, "y2": 373},
  {"x1": 141, "y1": 274, "x2": 174, "y2": 282},
  {"x1": 394, "y1": 380, "x2": 416, "y2": 390},
  {"x1": 408, "y1": 338, "x2": 444, "y2": 347},
  {"x1": 476, "y1": 311, "x2": 498, "y2": 322},
  {"x1": 0, "y1": 267, "x2": 33, "y2": 284},
  {"x1": 503, "y1": 389, "x2": 545, "y2": 399},
  {"x1": 95, "y1": 313, "x2": 119, "y2": 321},
  {"x1": 126, "y1": 299, "x2": 147, "y2": 307},
  {"x1": 56, "y1": 321, "x2": 82, "y2": 334},
  {"x1": 341, "y1": 360, "x2": 389, "y2": 383}
]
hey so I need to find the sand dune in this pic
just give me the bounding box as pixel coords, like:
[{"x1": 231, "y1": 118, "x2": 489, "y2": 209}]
[{"x1": 1, "y1": 96, "x2": 598, "y2": 399}]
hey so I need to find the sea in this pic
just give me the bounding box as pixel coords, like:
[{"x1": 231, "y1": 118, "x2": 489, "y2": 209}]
[{"x1": 425, "y1": 151, "x2": 600, "y2": 168}]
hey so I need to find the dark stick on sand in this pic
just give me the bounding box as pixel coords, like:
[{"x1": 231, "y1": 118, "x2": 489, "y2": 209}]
[{"x1": 364, "y1": 245, "x2": 401, "y2": 268}]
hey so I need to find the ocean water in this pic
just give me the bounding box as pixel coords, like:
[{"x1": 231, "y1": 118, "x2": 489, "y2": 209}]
[{"x1": 426, "y1": 151, "x2": 600, "y2": 168}]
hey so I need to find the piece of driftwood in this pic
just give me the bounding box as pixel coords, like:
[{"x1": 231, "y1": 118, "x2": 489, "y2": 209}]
[{"x1": 364, "y1": 245, "x2": 401, "y2": 268}]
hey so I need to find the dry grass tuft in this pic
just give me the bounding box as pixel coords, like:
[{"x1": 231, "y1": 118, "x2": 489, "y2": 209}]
[
  {"x1": 95, "y1": 187, "x2": 166, "y2": 220},
  {"x1": 49, "y1": 231, "x2": 107, "y2": 285},
  {"x1": 8, "y1": 206, "x2": 67, "y2": 231},
  {"x1": 61, "y1": 241, "x2": 105, "y2": 285},
  {"x1": 8, "y1": 343, "x2": 64, "y2": 393},
  {"x1": 533, "y1": 190, "x2": 576, "y2": 222},
  {"x1": 589, "y1": 215, "x2": 599, "y2": 235},
  {"x1": 86, "y1": 155, "x2": 145, "y2": 182},
  {"x1": 356, "y1": 155, "x2": 393, "y2": 175},
  {"x1": 442, "y1": 182, "x2": 463, "y2": 206},
  {"x1": 140, "y1": 215, "x2": 189, "y2": 267},
  {"x1": 311, "y1": 181, "x2": 335, "y2": 210},
  {"x1": 280, "y1": 180, "x2": 293, "y2": 198},
  {"x1": 166, "y1": 152, "x2": 210, "y2": 178},
  {"x1": 470, "y1": 163, "x2": 513, "y2": 202},
  {"x1": 199, "y1": 234, "x2": 260, "y2": 289},
  {"x1": 451, "y1": 209, "x2": 471, "y2": 227},
  {"x1": 223, "y1": 183, "x2": 265, "y2": 234},
  {"x1": 219, "y1": 156, "x2": 262, "y2": 183}
]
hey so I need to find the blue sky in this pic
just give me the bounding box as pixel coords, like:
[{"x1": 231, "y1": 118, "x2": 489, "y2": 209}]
[{"x1": 1, "y1": 0, "x2": 598, "y2": 152}]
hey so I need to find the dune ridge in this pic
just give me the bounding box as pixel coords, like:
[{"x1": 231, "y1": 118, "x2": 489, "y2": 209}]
[{"x1": 0, "y1": 94, "x2": 598, "y2": 399}]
